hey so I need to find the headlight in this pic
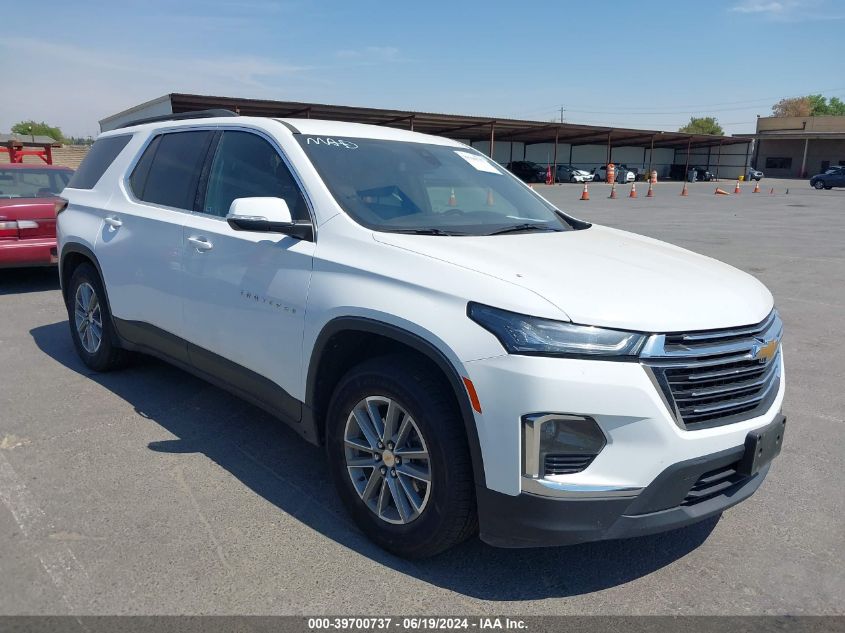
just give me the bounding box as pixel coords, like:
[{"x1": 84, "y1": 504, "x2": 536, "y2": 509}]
[{"x1": 468, "y1": 302, "x2": 646, "y2": 357}]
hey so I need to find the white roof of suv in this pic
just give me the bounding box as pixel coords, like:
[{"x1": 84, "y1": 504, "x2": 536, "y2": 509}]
[{"x1": 102, "y1": 115, "x2": 465, "y2": 147}]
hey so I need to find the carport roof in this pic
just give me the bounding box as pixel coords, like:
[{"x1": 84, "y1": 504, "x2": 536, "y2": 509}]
[
  {"x1": 0, "y1": 133, "x2": 61, "y2": 147},
  {"x1": 102, "y1": 93, "x2": 747, "y2": 150}
]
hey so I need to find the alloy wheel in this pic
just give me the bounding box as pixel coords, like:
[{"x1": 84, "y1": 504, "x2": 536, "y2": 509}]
[
  {"x1": 74, "y1": 282, "x2": 103, "y2": 354},
  {"x1": 343, "y1": 396, "x2": 431, "y2": 525}
]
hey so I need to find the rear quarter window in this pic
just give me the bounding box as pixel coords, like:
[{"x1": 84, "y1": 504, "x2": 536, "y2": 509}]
[{"x1": 67, "y1": 135, "x2": 132, "y2": 189}]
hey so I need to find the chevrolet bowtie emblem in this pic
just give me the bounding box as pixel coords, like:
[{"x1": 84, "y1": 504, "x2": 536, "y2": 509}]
[{"x1": 752, "y1": 339, "x2": 779, "y2": 364}]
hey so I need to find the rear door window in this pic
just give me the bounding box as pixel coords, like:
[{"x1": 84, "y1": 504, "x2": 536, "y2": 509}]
[
  {"x1": 67, "y1": 135, "x2": 131, "y2": 189},
  {"x1": 130, "y1": 130, "x2": 214, "y2": 210}
]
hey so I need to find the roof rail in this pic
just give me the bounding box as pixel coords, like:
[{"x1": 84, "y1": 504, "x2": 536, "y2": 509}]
[{"x1": 115, "y1": 109, "x2": 239, "y2": 129}]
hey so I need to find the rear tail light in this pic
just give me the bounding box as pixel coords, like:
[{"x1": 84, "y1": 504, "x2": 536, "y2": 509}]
[
  {"x1": 55, "y1": 197, "x2": 69, "y2": 215},
  {"x1": 0, "y1": 220, "x2": 19, "y2": 239}
]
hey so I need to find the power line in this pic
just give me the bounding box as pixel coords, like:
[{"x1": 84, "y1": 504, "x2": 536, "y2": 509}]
[{"x1": 508, "y1": 87, "x2": 845, "y2": 119}]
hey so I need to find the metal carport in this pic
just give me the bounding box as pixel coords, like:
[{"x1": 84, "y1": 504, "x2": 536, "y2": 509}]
[{"x1": 100, "y1": 93, "x2": 752, "y2": 180}]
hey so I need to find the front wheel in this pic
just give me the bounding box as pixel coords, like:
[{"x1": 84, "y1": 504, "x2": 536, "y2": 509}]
[
  {"x1": 814, "y1": 180, "x2": 825, "y2": 189},
  {"x1": 326, "y1": 356, "x2": 477, "y2": 558}
]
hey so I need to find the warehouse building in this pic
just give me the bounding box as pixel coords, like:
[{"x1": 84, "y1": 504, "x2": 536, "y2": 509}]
[
  {"x1": 100, "y1": 93, "x2": 753, "y2": 180},
  {"x1": 741, "y1": 115, "x2": 845, "y2": 178}
]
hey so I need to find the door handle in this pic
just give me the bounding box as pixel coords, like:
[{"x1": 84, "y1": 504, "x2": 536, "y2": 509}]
[
  {"x1": 187, "y1": 235, "x2": 214, "y2": 252},
  {"x1": 104, "y1": 215, "x2": 122, "y2": 229}
]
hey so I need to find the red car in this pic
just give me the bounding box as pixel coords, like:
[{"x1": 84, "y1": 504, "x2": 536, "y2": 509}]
[{"x1": 0, "y1": 163, "x2": 73, "y2": 268}]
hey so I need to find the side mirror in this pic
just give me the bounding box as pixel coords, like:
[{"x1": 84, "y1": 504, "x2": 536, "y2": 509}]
[{"x1": 226, "y1": 197, "x2": 313, "y2": 241}]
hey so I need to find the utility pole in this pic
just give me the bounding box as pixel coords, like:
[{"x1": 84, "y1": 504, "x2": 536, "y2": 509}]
[{"x1": 559, "y1": 106, "x2": 565, "y2": 123}]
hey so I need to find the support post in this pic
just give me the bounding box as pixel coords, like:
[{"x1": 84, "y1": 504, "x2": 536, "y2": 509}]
[
  {"x1": 800, "y1": 138, "x2": 809, "y2": 178},
  {"x1": 715, "y1": 139, "x2": 723, "y2": 181},
  {"x1": 648, "y1": 134, "x2": 655, "y2": 178},
  {"x1": 743, "y1": 142, "x2": 751, "y2": 179},
  {"x1": 552, "y1": 128, "x2": 559, "y2": 183},
  {"x1": 489, "y1": 122, "x2": 496, "y2": 159},
  {"x1": 683, "y1": 137, "x2": 692, "y2": 182},
  {"x1": 606, "y1": 131, "x2": 612, "y2": 166}
]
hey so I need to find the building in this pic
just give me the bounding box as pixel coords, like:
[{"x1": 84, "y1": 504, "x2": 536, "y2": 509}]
[
  {"x1": 744, "y1": 115, "x2": 845, "y2": 178},
  {"x1": 100, "y1": 93, "x2": 753, "y2": 180}
]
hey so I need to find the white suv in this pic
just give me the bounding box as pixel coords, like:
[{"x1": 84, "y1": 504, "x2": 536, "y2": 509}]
[{"x1": 57, "y1": 112, "x2": 786, "y2": 558}]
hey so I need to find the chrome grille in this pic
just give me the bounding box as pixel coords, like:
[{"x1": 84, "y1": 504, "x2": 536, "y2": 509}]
[{"x1": 641, "y1": 311, "x2": 783, "y2": 430}]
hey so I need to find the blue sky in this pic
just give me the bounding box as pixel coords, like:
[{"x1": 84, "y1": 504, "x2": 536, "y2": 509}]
[{"x1": 1, "y1": 0, "x2": 842, "y2": 137}]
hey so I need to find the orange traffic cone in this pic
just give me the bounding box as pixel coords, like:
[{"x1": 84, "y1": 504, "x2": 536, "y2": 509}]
[
  {"x1": 646, "y1": 181, "x2": 655, "y2": 198},
  {"x1": 448, "y1": 188, "x2": 457, "y2": 206},
  {"x1": 753, "y1": 181, "x2": 760, "y2": 193},
  {"x1": 714, "y1": 187, "x2": 730, "y2": 195},
  {"x1": 629, "y1": 183, "x2": 637, "y2": 198},
  {"x1": 608, "y1": 183, "x2": 617, "y2": 199},
  {"x1": 734, "y1": 181, "x2": 741, "y2": 194},
  {"x1": 769, "y1": 187, "x2": 774, "y2": 195},
  {"x1": 486, "y1": 188, "x2": 495, "y2": 206},
  {"x1": 580, "y1": 183, "x2": 590, "y2": 201},
  {"x1": 680, "y1": 182, "x2": 689, "y2": 196}
]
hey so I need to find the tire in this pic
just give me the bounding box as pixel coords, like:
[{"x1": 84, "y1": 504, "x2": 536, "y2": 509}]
[
  {"x1": 326, "y1": 355, "x2": 477, "y2": 558},
  {"x1": 814, "y1": 180, "x2": 825, "y2": 189},
  {"x1": 66, "y1": 262, "x2": 129, "y2": 372},
  {"x1": 570, "y1": 175, "x2": 577, "y2": 183}
]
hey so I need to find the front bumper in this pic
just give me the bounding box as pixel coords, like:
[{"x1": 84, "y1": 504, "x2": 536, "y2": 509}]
[
  {"x1": 0, "y1": 238, "x2": 58, "y2": 268},
  {"x1": 477, "y1": 433, "x2": 777, "y2": 548}
]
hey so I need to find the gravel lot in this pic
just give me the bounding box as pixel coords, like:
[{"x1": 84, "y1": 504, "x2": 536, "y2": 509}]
[{"x1": 1, "y1": 178, "x2": 842, "y2": 615}]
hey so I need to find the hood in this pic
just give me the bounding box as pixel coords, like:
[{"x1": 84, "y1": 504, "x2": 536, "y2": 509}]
[{"x1": 373, "y1": 225, "x2": 773, "y2": 332}]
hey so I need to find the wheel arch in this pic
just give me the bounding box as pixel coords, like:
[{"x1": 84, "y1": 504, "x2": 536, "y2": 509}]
[
  {"x1": 305, "y1": 316, "x2": 486, "y2": 487},
  {"x1": 59, "y1": 243, "x2": 120, "y2": 344},
  {"x1": 60, "y1": 243, "x2": 102, "y2": 303}
]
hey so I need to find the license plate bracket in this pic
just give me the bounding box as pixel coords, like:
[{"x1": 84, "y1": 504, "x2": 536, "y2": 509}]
[{"x1": 737, "y1": 414, "x2": 786, "y2": 476}]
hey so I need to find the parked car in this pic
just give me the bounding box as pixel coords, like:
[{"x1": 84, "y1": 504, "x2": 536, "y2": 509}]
[
  {"x1": 746, "y1": 168, "x2": 764, "y2": 181},
  {"x1": 617, "y1": 164, "x2": 639, "y2": 182},
  {"x1": 505, "y1": 161, "x2": 546, "y2": 183},
  {"x1": 810, "y1": 166, "x2": 845, "y2": 189},
  {"x1": 592, "y1": 164, "x2": 635, "y2": 183},
  {"x1": 0, "y1": 163, "x2": 73, "y2": 268},
  {"x1": 555, "y1": 165, "x2": 594, "y2": 183},
  {"x1": 691, "y1": 167, "x2": 714, "y2": 182},
  {"x1": 58, "y1": 113, "x2": 786, "y2": 558}
]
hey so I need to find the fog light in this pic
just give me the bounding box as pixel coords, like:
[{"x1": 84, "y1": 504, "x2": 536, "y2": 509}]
[{"x1": 522, "y1": 414, "x2": 607, "y2": 478}]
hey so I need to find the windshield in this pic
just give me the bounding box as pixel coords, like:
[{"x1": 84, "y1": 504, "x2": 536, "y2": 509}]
[
  {"x1": 297, "y1": 136, "x2": 579, "y2": 235},
  {"x1": 0, "y1": 168, "x2": 72, "y2": 199}
]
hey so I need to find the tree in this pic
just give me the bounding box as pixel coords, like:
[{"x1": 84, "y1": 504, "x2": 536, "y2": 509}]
[
  {"x1": 678, "y1": 116, "x2": 724, "y2": 135},
  {"x1": 772, "y1": 94, "x2": 845, "y2": 117},
  {"x1": 806, "y1": 94, "x2": 845, "y2": 116},
  {"x1": 772, "y1": 97, "x2": 811, "y2": 117},
  {"x1": 10, "y1": 120, "x2": 65, "y2": 143}
]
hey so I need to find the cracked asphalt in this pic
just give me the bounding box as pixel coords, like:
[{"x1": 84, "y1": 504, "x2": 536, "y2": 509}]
[{"x1": 0, "y1": 178, "x2": 842, "y2": 615}]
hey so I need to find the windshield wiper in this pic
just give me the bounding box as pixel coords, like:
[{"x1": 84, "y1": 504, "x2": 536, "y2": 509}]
[
  {"x1": 487, "y1": 223, "x2": 560, "y2": 236},
  {"x1": 390, "y1": 228, "x2": 469, "y2": 236}
]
